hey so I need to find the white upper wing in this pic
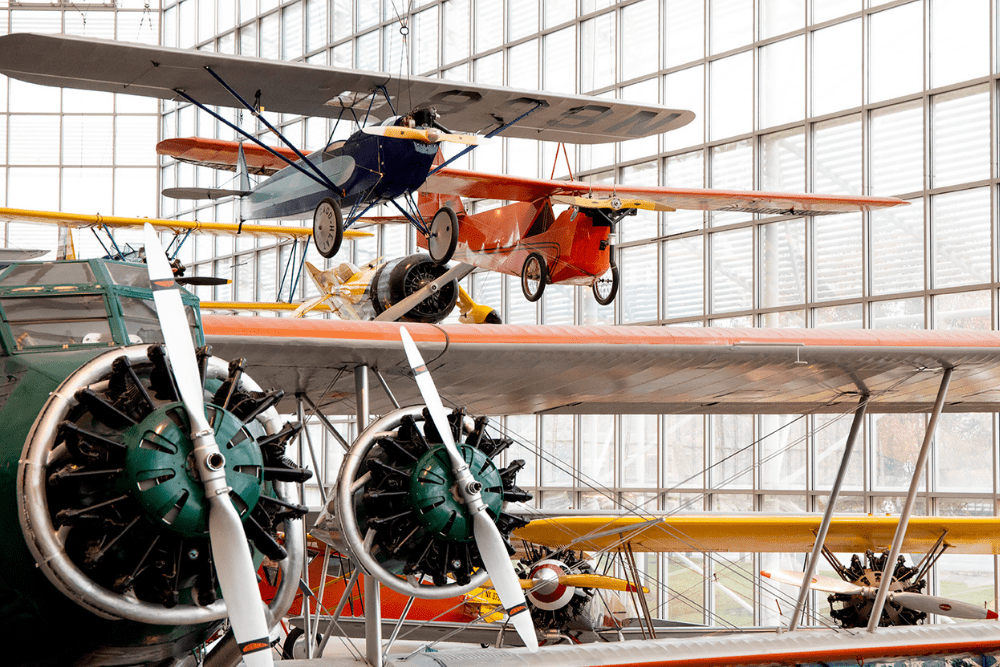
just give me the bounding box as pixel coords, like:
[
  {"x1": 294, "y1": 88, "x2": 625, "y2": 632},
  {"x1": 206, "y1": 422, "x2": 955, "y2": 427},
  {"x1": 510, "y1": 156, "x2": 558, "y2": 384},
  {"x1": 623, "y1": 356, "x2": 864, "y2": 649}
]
[{"x1": 0, "y1": 33, "x2": 693, "y2": 144}]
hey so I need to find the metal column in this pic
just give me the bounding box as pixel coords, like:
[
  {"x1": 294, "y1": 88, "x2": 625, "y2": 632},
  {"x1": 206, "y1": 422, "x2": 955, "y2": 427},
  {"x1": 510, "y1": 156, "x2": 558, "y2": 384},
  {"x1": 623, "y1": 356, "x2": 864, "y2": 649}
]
[
  {"x1": 866, "y1": 367, "x2": 953, "y2": 633},
  {"x1": 297, "y1": 395, "x2": 314, "y2": 659},
  {"x1": 355, "y1": 365, "x2": 382, "y2": 667},
  {"x1": 789, "y1": 395, "x2": 867, "y2": 630}
]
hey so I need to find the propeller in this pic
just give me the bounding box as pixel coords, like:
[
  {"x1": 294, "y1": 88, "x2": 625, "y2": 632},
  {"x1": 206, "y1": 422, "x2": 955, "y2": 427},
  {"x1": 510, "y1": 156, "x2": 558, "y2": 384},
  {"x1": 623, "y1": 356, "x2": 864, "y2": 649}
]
[
  {"x1": 399, "y1": 326, "x2": 538, "y2": 651},
  {"x1": 551, "y1": 194, "x2": 675, "y2": 212},
  {"x1": 362, "y1": 125, "x2": 481, "y2": 145},
  {"x1": 143, "y1": 224, "x2": 274, "y2": 667},
  {"x1": 762, "y1": 569, "x2": 998, "y2": 621}
]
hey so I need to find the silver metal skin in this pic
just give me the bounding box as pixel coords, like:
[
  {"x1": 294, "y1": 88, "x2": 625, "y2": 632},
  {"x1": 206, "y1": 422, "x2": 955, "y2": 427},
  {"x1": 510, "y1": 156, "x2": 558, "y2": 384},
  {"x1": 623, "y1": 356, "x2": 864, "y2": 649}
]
[
  {"x1": 399, "y1": 326, "x2": 537, "y2": 651},
  {"x1": 144, "y1": 223, "x2": 273, "y2": 666},
  {"x1": 16, "y1": 347, "x2": 303, "y2": 626},
  {"x1": 333, "y1": 404, "x2": 490, "y2": 599}
]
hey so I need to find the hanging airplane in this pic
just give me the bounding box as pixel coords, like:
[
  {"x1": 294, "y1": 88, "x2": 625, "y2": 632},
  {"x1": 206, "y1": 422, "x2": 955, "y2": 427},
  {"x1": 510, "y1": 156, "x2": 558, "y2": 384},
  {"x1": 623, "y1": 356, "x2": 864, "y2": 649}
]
[
  {"x1": 0, "y1": 32, "x2": 693, "y2": 262},
  {"x1": 0, "y1": 207, "x2": 504, "y2": 325}
]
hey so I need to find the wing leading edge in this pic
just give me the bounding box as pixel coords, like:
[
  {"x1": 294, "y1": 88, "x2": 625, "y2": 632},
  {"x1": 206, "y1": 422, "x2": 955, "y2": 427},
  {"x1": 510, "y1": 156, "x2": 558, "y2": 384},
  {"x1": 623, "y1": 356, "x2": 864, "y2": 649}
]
[
  {"x1": 0, "y1": 33, "x2": 693, "y2": 145},
  {"x1": 201, "y1": 319, "x2": 1000, "y2": 416},
  {"x1": 423, "y1": 167, "x2": 907, "y2": 215},
  {"x1": 513, "y1": 515, "x2": 1000, "y2": 555}
]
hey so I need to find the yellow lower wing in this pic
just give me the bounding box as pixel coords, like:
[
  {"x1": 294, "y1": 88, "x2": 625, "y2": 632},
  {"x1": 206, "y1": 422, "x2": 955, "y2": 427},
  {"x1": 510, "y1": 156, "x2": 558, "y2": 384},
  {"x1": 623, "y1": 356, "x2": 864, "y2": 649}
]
[
  {"x1": 0, "y1": 207, "x2": 372, "y2": 239},
  {"x1": 514, "y1": 515, "x2": 1000, "y2": 555}
]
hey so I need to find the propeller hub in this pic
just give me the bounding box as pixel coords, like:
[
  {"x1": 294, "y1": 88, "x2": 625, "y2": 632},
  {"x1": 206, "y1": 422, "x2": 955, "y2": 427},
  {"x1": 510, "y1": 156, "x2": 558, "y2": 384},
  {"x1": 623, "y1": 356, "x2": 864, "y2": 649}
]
[
  {"x1": 526, "y1": 560, "x2": 576, "y2": 611},
  {"x1": 124, "y1": 402, "x2": 264, "y2": 537},
  {"x1": 409, "y1": 444, "x2": 503, "y2": 543}
]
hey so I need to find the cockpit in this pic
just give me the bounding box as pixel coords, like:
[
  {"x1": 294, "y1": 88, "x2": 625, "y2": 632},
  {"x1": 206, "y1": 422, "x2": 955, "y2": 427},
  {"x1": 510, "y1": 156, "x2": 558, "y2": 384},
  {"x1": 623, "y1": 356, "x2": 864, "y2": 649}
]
[{"x1": 0, "y1": 259, "x2": 202, "y2": 354}]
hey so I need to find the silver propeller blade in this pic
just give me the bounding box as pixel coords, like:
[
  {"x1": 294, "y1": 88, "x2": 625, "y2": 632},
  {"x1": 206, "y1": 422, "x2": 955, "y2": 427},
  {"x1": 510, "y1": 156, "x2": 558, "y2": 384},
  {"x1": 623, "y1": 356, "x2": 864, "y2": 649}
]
[
  {"x1": 399, "y1": 326, "x2": 537, "y2": 651},
  {"x1": 143, "y1": 224, "x2": 274, "y2": 667},
  {"x1": 890, "y1": 592, "x2": 998, "y2": 620},
  {"x1": 761, "y1": 569, "x2": 862, "y2": 595}
]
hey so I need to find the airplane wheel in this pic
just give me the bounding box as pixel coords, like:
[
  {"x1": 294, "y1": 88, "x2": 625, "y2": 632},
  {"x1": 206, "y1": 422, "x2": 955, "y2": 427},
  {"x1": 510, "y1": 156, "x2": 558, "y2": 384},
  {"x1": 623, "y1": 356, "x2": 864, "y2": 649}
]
[
  {"x1": 592, "y1": 264, "x2": 619, "y2": 306},
  {"x1": 521, "y1": 253, "x2": 547, "y2": 302},
  {"x1": 427, "y1": 206, "x2": 458, "y2": 265},
  {"x1": 313, "y1": 198, "x2": 344, "y2": 259}
]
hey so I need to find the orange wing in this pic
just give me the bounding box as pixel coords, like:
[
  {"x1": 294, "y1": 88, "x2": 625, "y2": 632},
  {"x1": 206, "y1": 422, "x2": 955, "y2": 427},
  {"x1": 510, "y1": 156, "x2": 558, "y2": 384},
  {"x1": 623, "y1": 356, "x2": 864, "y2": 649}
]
[
  {"x1": 422, "y1": 167, "x2": 906, "y2": 215},
  {"x1": 157, "y1": 137, "x2": 300, "y2": 176}
]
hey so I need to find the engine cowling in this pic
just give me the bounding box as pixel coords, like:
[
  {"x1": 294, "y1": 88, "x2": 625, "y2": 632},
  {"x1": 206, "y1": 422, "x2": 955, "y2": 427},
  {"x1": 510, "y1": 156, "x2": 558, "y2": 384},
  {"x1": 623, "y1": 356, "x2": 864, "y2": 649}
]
[
  {"x1": 13, "y1": 345, "x2": 308, "y2": 664},
  {"x1": 331, "y1": 405, "x2": 532, "y2": 599},
  {"x1": 370, "y1": 253, "x2": 458, "y2": 323}
]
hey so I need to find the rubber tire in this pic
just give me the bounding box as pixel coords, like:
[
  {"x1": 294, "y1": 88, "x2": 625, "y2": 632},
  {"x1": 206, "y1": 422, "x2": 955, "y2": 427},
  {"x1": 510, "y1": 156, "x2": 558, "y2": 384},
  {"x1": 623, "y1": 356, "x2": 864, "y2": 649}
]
[
  {"x1": 427, "y1": 206, "x2": 459, "y2": 265},
  {"x1": 313, "y1": 198, "x2": 344, "y2": 259},
  {"x1": 592, "y1": 265, "x2": 619, "y2": 306},
  {"x1": 521, "y1": 252, "x2": 547, "y2": 302}
]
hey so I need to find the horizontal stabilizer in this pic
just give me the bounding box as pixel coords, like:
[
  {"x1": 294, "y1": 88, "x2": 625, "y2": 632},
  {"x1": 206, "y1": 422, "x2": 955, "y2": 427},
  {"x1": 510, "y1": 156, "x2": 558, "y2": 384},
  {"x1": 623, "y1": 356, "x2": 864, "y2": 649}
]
[{"x1": 163, "y1": 187, "x2": 249, "y2": 200}]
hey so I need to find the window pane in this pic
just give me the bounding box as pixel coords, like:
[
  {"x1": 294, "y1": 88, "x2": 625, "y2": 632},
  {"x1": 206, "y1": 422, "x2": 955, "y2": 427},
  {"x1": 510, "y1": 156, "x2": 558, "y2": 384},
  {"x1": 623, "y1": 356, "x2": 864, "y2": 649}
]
[
  {"x1": 710, "y1": 51, "x2": 752, "y2": 140},
  {"x1": 580, "y1": 12, "x2": 615, "y2": 92},
  {"x1": 873, "y1": 413, "x2": 927, "y2": 491},
  {"x1": 936, "y1": 414, "x2": 992, "y2": 492},
  {"x1": 760, "y1": 219, "x2": 805, "y2": 308},
  {"x1": 814, "y1": 302, "x2": 862, "y2": 328},
  {"x1": 871, "y1": 200, "x2": 923, "y2": 295},
  {"x1": 622, "y1": 0, "x2": 657, "y2": 80},
  {"x1": 282, "y1": 2, "x2": 302, "y2": 60},
  {"x1": 413, "y1": 7, "x2": 438, "y2": 73},
  {"x1": 931, "y1": 85, "x2": 990, "y2": 188},
  {"x1": 812, "y1": 19, "x2": 861, "y2": 116},
  {"x1": 813, "y1": 115, "x2": 861, "y2": 195},
  {"x1": 760, "y1": 128, "x2": 804, "y2": 192},
  {"x1": 665, "y1": 414, "x2": 704, "y2": 488},
  {"x1": 63, "y1": 116, "x2": 113, "y2": 166},
  {"x1": 870, "y1": 3, "x2": 923, "y2": 103},
  {"x1": 814, "y1": 213, "x2": 862, "y2": 301},
  {"x1": 621, "y1": 244, "x2": 658, "y2": 323},
  {"x1": 540, "y1": 415, "x2": 573, "y2": 486},
  {"x1": 871, "y1": 101, "x2": 923, "y2": 195},
  {"x1": 664, "y1": 236, "x2": 703, "y2": 318},
  {"x1": 664, "y1": 0, "x2": 703, "y2": 67},
  {"x1": 622, "y1": 415, "x2": 657, "y2": 487},
  {"x1": 871, "y1": 297, "x2": 924, "y2": 329},
  {"x1": 663, "y1": 66, "x2": 704, "y2": 152},
  {"x1": 712, "y1": 414, "x2": 753, "y2": 488},
  {"x1": 543, "y1": 27, "x2": 574, "y2": 93},
  {"x1": 932, "y1": 188, "x2": 991, "y2": 288},
  {"x1": 934, "y1": 290, "x2": 991, "y2": 330},
  {"x1": 760, "y1": 415, "x2": 806, "y2": 489},
  {"x1": 710, "y1": 0, "x2": 752, "y2": 54},
  {"x1": 443, "y1": 0, "x2": 469, "y2": 65},
  {"x1": 580, "y1": 415, "x2": 614, "y2": 486},
  {"x1": 507, "y1": 0, "x2": 537, "y2": 41},
  {"x1": 759, "y1": 36, "x2": 803, "y2": 128},
  {"x1": 711, "y1": 228, "x2": 753, "y2": 313},
  {"x1": 931, "y1": 0, "x2": 988, "y2": 87}
]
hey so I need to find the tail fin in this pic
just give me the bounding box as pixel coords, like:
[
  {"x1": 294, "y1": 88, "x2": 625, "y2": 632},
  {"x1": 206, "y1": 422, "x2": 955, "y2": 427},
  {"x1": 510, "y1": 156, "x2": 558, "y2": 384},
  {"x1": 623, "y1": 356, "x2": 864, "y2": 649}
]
[
  {"x1": 418, "y1": 148, "x2": 466, "y2": 218},
  {"x1": 237, "y1": 142, "x2": 251, "y2": 193}
]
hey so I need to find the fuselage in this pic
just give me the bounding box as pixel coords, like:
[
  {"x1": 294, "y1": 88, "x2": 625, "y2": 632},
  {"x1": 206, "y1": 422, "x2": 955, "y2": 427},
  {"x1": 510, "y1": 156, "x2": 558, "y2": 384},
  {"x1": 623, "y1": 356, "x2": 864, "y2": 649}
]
[{"x1": 244, "y1": 125, "x2": 439, "y2": 220}]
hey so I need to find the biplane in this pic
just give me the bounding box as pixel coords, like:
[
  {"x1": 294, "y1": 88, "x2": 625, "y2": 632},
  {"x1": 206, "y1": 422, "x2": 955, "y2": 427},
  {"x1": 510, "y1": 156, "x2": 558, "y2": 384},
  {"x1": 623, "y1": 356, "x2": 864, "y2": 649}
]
[
  {"x1": 7, "y1": 249, "x2": 1000, "y2": 665},
  {"x1": 0, "y1": 32, "x2": 691, "y2": 262},
  {"x1": 0, "y1": 207, "x2": 504, "y2": 325},
  {"x1": 156, "y1": 135, "x2": 906, "y2": 304}
]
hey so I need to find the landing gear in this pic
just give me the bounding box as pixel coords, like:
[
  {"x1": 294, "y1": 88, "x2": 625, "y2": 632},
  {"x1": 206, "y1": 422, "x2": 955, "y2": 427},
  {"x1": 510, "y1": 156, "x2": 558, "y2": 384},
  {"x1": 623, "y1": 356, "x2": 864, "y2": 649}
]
[
  {"x1": 427, "y1": 206, "x2": 458, "y2": 265},
  {"x1": 592, "y1": 248, "x2": 619, "y2": 306},
  {"x1": 313, "y1": 198, "x2": 344, "y2": 259},
  {"x1": 521, "y1": 252, "x2": 547, "y2": 302}
]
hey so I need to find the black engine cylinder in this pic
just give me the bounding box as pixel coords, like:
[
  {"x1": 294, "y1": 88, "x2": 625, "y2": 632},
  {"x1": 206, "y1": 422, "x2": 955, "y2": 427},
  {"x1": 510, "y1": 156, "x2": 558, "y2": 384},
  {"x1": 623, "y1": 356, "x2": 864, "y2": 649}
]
[{"x1": 370, "y1": 253, "x2": 458, "y2": 323}]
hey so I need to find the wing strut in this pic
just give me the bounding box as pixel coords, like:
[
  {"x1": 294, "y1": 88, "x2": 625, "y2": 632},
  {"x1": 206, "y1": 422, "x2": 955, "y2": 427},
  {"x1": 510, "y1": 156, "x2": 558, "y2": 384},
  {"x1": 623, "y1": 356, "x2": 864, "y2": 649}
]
[
  {"x1": 866, "y1": 367, "x2": 953, "y2": 632},
  {"x1": 203, "y1": 66, "x2": 343, "y2": 193},
  {"x1": 788, "y1": 394, "x2": 867, "y2": 631},
  {"x1": 172, "y1": 88, "x2": 340, "y2": 194}
]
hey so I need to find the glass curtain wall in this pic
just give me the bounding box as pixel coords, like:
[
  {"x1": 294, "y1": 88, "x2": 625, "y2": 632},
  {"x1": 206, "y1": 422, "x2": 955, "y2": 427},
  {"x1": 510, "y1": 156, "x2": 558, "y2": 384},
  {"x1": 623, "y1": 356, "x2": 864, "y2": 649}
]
[{"x1": 0, "y1": 2, "x2": 161, "y2": 258}]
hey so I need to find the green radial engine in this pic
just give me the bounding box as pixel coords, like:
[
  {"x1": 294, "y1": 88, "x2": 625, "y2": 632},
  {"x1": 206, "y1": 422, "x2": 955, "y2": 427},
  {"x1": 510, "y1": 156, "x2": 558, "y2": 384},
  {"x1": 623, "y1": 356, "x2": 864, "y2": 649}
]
[{"x1": 356, "y1": 409, "x2": 533, "y2": 587}]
